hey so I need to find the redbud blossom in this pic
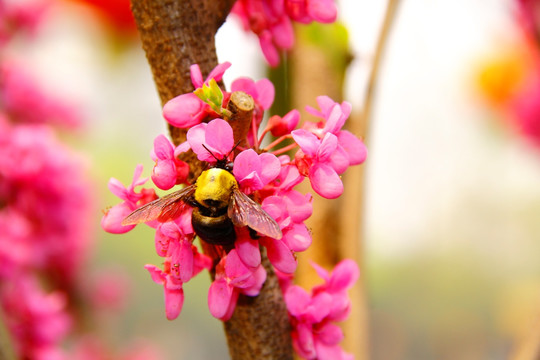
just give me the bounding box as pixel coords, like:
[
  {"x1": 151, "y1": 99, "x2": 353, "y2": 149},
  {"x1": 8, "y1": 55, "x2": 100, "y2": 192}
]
[
  {"x1": 151, "y1": 134, "x2": 189, "y2": 190},
  {"x1": 101, "y1": 165, "x2": 157, "y2": 233},
  {"x1": 268, "y1": 109, "x2": 300, "y2": 137},
  {"x1": 208, "y1": 249, "x2": 267, "y2": 321},
  {"x1": 284, "y1": 259, "x2": 359, "y2": 360},
  {"x1": 105, "y1": 62, "x2": 366, "y2": 334},
  {"x1": 163, "y1": 62, "x2": 231, "y2": 128},
  {"x1": 233, "y1": 149, "x2": 281, "y2": 193},
  {"x1": 187, "y1": 118, "x2": 235, "y2": 162},
  {"x1": 231, "y1": 0, "x2": 337, "y2": 66},
  {"x1": 292, "y1": 130, "x2": 347, "y2": 199}
]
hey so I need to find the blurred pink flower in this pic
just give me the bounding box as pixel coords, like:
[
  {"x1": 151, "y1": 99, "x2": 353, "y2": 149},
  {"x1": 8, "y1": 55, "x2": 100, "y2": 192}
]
[
  {"x1": 286, "y1": 0, "x2": 337, "y2": 24},
  {"x1": 231, "y1": 0, "x2": 337, "y2": 66},
  {"x1": 0, "y1": 122, "x2": 94, "y2": 284},
  {"x1": 0, "y1": 62, "x2": 81, "y2": 128},
  {"x1": 231, "y1": 0, "x2": 294, "y2": 66},
  {"x1": 1, "y1": 277, "x2": 72, "y2": 359}
]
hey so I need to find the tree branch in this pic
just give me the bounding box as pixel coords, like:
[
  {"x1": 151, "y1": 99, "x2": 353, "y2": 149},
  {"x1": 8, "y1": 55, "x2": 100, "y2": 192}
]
[
  {"x1": 361, "y1": 0, "x2": 401, "y2": 130},
  {"x1": 129, "y1": 1, "x2": 293, "y2": 358}
]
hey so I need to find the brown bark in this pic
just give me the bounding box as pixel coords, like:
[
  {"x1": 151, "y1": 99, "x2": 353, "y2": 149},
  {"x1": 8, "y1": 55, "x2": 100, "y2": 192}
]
[
  {"x1": 224, "y1": 251, "x2": 293, "y2": 360},
  {"x1": 131, "y1": 0, "x2": 236, "y2": 176},
  {"x1": 130, "y1": 1, "x2": 293, "y2": 358}
]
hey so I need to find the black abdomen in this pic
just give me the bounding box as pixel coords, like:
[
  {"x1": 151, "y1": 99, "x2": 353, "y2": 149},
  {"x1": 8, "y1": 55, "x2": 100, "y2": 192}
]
[{"x1": 191, "y1": 208, "x2": 236, "y2": 245}]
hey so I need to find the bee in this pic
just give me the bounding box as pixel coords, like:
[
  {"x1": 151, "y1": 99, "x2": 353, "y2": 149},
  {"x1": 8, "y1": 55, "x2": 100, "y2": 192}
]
[{"x1": 121, "y1": 154, "x2": 282, "y2": 246}]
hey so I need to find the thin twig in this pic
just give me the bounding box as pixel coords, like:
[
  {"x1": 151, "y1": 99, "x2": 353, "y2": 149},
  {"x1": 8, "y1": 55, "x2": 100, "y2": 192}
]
[{"x1": 361, "y1": 0, "x2": 401, "y2": 134}]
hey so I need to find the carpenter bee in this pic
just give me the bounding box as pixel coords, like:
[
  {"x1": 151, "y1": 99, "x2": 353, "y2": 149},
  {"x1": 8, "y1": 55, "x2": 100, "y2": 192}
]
[{"x1": 121, "y1": 153, "x2": 282, "y2": 246}]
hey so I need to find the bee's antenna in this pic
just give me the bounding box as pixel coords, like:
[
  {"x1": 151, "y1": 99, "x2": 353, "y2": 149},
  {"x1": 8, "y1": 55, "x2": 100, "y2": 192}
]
[
  {"x1": 226, "y1": 140, "x2": 242, "y2": 159},
  {"x1": 202, "y1": 144, "x2": 221, "y2": 162}
]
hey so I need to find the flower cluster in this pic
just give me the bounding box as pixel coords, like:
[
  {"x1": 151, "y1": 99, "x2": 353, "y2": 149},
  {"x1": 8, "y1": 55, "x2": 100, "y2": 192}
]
[
  {"x1": 0, "y1": 3, "x2": 160, "y2": 358},
  {"x1": 282, "y1": 259, "x2": 359, "y2": 360},
  {"x1": 230, "y1": 0, "x2": 338, "y2": 66},
  {"x1": 104, "y1": 62, "x2": 366, "y2": 359}
]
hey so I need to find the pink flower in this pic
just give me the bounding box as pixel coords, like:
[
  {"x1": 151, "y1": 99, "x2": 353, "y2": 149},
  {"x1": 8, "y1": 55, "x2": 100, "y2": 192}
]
[
  {"x1": 0, "y1": 122, "x2": 93, "y2": 285},
  {"x1": 190, "y1": 62, "x2": 231, "y2": 88},
  {"x1": 286, "y1": 0, "x2": 338, "y2": 24},
  {"x1": 151, "y1": 134, "x2": 189, "y2": 190},
  {"x1": 101, "y1": 165, "x2": 157, "y2": 234},
  {"x1": 162, "y1": 62, "x2": 231, "y2": 128},
  {"x1": 146, "y1": 226, "x2": 212, "y2": 320},
  {"x1": 292, "y1": 130, "x2": 347, "y2": 199},
  {"x1": 508, "y1": 74, "x2": 540, "y2": 146},
  {"x1": 0, "y1": 62, "x2": 81, "y2": 128},
  {"x1": 208, "y1": 249, "x2": 266, "y2": 320},
  {"x1": 262, "y1": 193, "x2": 312, "y2": 252},
  {"x1": 231, "y1": 0, "x2": 294, "y2": 66},
  {"x1": 0, "y1": 276, "x2": 72, "y2": 358},
  {"x1": 233, "y1": 149, "x2": 281, "y2": 193},
  {"x1": 231, "y1": 0, "x2": 338, "y2": 66},
  {"x1": 268, "y1": 109, "x2": 300, "y2": 137},
  {"x1": 284, "y1": 259, "x2": 359, "y2": 360},
  {"x1": 186, "y1": 118, "x2": 235, "y2": 162},
  {"x1": 163, "y1": 92, "x2": 211, "y2": 128},
  {"x1": 305, "y1": 96, "x2": 367, "y2": 166},
  {"x1": 145, "y1": 264, "x2": 185, "y2": 320}
]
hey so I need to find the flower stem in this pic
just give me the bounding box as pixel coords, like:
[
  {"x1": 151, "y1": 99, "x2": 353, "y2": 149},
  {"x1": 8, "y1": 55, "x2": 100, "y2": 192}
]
[
  {"x1": 270, "y1": 142, "x2": 298, "y2": 156},
  {"x1": 263, "y1": 134, "x2": 292, "y2": 152}
]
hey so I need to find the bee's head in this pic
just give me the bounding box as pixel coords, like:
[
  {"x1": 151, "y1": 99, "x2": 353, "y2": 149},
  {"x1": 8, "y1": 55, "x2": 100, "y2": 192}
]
[{"x1": 202, "y1": 142, "x2": 239, "y2": 173}]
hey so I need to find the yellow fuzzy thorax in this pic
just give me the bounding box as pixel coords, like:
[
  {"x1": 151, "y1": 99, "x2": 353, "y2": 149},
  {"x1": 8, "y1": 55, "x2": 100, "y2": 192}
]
[{"x1": 194, "y1": 168, "x2": 237, "y2": 206}]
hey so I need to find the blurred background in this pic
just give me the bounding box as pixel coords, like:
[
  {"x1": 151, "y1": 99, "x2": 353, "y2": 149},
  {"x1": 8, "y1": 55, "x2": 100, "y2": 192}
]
[{"x1": 3, "y1": 0, "x2": 540, "y2": 358}]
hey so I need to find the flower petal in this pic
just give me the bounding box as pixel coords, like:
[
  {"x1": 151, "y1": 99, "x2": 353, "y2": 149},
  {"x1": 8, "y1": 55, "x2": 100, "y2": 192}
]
[
  {"x1": 337, "y1": 130, "x2": 367, "y2": 165},
  {"x1": 254, "y1": 78, "x2": 275, "y2": 110},
  {"x1": 317, "y1": 133, "x2": 338, "y2": 161},
  {"x1": 152, "y1": 134, "x2": 174, "y2": 160},
  {"x1": 187, "y1": 123, "x2": 215, "y2": 162},
  {"x1": 258, "y1": 152, "x2": 281, "y2": 184},
  {"x1": 262, "y1": 237, "x2": 297, "y2": 274},
  {"x1": 205, "y1": 119, "x2": 234, "y2": 157},
  {"x1": 328, "y1": 259, "x2": 360, "y2": 292},
  {"x1": 284, "y1": 285, "x2": 311, "y2": 316},
  {"x1": 235, "y1": 233, "x2": 262, "y2": 269},
  {"x1": 208, "y1": 278, "x2": 236, "y2": 320},
  {"x1": 190, "y1": 64, "x2": 203, "y2": 88},
  {"x1": 164, "y1": 282, "x2": 184, "y2": 320},
  {"x1": 316, "y1": 322, "x2": 344, "y2": 346},
  {"x1": 308, "y1": 163, "x2": 343, "y2": 199},
  {"x1": 163, "y1": 93, "x2": 206, "y2": 129},
  {"x1": 101, "y1": 203, "x2": 135, "y2": 234},
  {"x1": 292, "y1": 129, "x2": 319, "y2": 156},
  {"x1": 206, "y1": 62, "x2": 231, "y2": 84}
]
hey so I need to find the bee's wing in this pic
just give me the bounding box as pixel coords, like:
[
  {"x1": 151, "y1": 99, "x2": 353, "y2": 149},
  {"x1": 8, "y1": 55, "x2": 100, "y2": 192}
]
[
  {"x1": 228, "y1": 189, "x2": 282, "y2": 239},
  {"x1": 122, "y1": 185, "x2": 196, "y2": 226}
]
